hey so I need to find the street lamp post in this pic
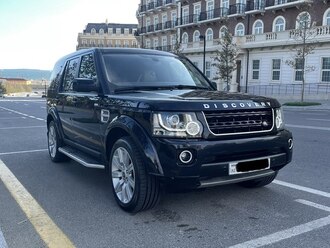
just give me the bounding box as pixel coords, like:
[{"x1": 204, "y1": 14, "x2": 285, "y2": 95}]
[{"x1": 199, "y1": 35, "x2": 206, "y2": 74}]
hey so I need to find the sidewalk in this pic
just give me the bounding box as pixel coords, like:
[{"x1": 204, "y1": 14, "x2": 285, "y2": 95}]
[{"x1": 279, "y1": 100, "x2": 330, "y2": 111}]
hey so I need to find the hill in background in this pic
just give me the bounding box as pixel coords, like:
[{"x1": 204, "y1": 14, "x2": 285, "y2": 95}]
[{"x1": 0, "y1": 69, "x2": 51, "y2": 80}]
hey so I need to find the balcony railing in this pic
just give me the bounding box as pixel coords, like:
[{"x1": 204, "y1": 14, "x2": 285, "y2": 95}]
[
  {"x1": 155, "y1": 45, "x2": 174, "y2": 52},
  {"x1": 199, "y1": 7, "x2": 228, "y2": 21},
  {"x1": 229, "y1": 3, "x2": 246, "y2": 15},
  {"x1": 246, "y1": 0, "x2": 266, "y2": 12},
  {"x1": 265, "y1": 0, "x2": 312, "y2": 8},
  {"x1": 139, "y1": 0, "x2": 176, "y2": 13}
]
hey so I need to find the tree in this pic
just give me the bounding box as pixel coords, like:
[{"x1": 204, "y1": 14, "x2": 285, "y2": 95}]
[
  {"x1": 171, "y1": 35, "x2": 183, "y2": 56},
  {"x1": 212, "y1": 28, "x2": 238, "y2": 91},
  {"x1": 285, "y1": 5, "x2": 317, "y2": 102},
  {"x1": 0, "y1": 80, "x2": 6, "y2": 95}
]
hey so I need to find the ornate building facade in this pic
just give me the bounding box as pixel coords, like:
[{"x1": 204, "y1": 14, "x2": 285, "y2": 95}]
[
  {"x1": 77, "y1": 22, "x2": 139, "y2": 50},
  {"x1": 136, "y1": 0, "x2": 330, "y2": 98}
]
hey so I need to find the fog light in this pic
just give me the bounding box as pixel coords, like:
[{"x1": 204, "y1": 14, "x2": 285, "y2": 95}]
[
  {"x1": 288, "y1": 138, "x2": 293, "y2": 149},
  {"x1": 179, "y1": 150, "x2": 193, "y2": 164}
]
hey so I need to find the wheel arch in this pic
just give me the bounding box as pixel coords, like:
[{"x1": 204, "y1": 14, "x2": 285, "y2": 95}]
[{"x1": 105, "y1": 116, "x2": 164, "y2": 176}]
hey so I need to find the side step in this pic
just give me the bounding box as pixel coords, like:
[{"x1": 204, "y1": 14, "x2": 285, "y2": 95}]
[{"x1": 58, "y1": 147, "x2": 105, "y2": 169}]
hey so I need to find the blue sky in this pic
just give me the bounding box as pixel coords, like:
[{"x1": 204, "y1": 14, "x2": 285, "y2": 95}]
[{"x1": 0, "y1": 0, "x2": 139, "y2": 70}]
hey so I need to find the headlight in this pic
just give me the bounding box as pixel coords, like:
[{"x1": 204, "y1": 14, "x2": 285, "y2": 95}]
[
  {"x1": 275, "y1": 108, "x2": 285, "y2": 130},
  {"x1": 153, "y1": 112, "x2": 203, "y2": 138}
]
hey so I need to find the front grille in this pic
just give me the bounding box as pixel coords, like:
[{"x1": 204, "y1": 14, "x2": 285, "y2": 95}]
[{"x1": 203, "y1": 108, "x2": 274, "y2": 135}]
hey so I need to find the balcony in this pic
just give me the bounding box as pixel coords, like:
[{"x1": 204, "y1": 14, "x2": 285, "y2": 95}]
[
  {"x1": 199, "y1": 8, "x2": 228, "y2": 22},
  {"x1": 228, "y1": 3, "x2": 246, "y2": 16},
  {"x1": 154, "y1": 45, "x2": 174, "y2": 52},
  {"x1": 164, "y1": 20, "x2": 177, "y2": 30},
  {"x1": 245, "y1": 0, "x2": 266, "y2": 14},
  {"x1": 239, "y1": 25, "x2": 330, "y2": 49},
  {"x1": 265, "y1": 0, "x2": 312, "y2": 11}
]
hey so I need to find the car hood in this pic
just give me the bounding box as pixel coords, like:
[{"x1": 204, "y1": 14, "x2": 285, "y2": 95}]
[{"x1": 105, "y1": 89, "x2": 281, "y2": 111}]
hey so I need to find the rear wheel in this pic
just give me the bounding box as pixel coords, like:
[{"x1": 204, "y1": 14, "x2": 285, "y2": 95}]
[
  {"x1": 109, "y1": 137, "x2": 160, "y2": 212},
  {"x1": 238, "y1": 172, "x2": 278, "y2": 188},
  {"x1": 47, "y1": 121, "x2": 68, "y2": 162}
]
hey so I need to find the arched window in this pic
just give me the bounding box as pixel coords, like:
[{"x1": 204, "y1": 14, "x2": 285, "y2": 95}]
[
  {"x1": 182, "y1": 32, "x2": 188, "y2": 44},
  {"x1": 219, "y1": 26, "x2": 228, "y2": 39},
  {"x1": 91, "y1": 28, "x2": 96, "y2": 35},
  {"x1": 253, "y1": 20, "x2": 264, "y2": 34},
  {"x1": 235, "y1": 23, "x2": 245, "y2": 36},
  {"x1": 99, "y1": 28, "x2": 104, "y2": 34},
  {"x1": 296, "y1": 12, "x2": 311, "y2": 29},
  {"x1": 206, "y1": 28, "x2": 213, "y2": 41},
  {"x1": 193, "y1": 30, "x2": 201, "y2": 42},
  {"x1": 273, "y1": 16, "x2": 285, "y2": 32},
  {"x1": 323, "y1": 8, "x2": 330, "y2": 26}
]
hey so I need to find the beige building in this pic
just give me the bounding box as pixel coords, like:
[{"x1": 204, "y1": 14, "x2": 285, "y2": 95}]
[
  {"x1": 136, "y1": 0, "x2": 330, "y2": 99},
  {"x1": 77, "y1": 22, "x2": 139, "y2": 50}
]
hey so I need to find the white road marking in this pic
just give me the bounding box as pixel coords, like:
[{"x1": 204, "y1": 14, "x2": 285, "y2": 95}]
[
  {"x1": 0, "y1": 149, "x2": 48, "y2": 156},
  {"x1": 0, "y1": 107, "x2": 46, "y2": 122},
  {"x1": 0, "y1": 227, "x2": 8, "y2": 248},
  {"x1": 0, "y1": 126, "x2": 45, "y2": 130},
  {"x1": 228, "y1": 215, "x2": 330, "y2": 248},
  {"x1": 273, "y1": 180, "x2": 330, "y2": 198},
  {"x1": 296, "y1": 199, "x2": 330, "y2": 213},
  {"x1": 307, "y1": 118, "x2": 330, "y2": 122},
  {"x1": 0, "y1": 159, "x2": 75, "y2": 247},
  {"x1": 286, "y1": 124, "x2": 330, "y2": 131}
]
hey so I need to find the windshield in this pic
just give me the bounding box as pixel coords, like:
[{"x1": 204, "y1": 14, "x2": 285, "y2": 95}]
[{"x1": 101, "y1": 53, "x2": 212, "y2": 91}]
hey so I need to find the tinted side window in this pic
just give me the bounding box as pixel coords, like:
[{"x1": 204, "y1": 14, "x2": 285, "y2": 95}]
[
  {"x1": 62, "y1": 58, "x2": 79, "y2": 92},
  {"x1": 78, "y1": 54, "x2": 97, "y2": 80}
]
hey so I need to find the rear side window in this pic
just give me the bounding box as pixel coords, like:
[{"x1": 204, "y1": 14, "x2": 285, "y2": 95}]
[
  {"x1": 78, "y1": 53, "x2": 97, "y2": 80},
  {"x1": 62, "y1": 57, "x2": 79, "y2": 92}
]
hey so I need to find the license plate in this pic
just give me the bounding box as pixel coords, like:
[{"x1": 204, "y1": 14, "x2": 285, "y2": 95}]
[{"x1": 229, "y1": 158, "x2": 270, "y2": 175}]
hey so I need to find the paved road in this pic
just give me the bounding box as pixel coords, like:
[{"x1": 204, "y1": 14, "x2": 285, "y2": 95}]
[{"x1": 0, "y1": 98, "x2": 329, "y2": 248}]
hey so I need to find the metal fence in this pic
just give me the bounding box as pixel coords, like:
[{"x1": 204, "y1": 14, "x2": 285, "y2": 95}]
[{"x1": 246, "y1": 83, "x2": 330, "y2": 100}]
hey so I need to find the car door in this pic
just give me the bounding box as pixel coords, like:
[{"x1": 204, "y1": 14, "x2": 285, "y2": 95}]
[
  {"x1": 58, "y1": 57, "x2": 80, "y2": 141},
  {"x1": 69, "y1": 53, "x2": 103, "y2": 152}
]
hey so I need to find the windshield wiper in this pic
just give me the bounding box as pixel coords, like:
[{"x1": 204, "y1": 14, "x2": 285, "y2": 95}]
[{"x1": 114, "y1": 85, "x2": 209, "y2": 93}]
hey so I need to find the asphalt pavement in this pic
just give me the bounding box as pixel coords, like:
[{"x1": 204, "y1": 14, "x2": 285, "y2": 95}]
[{"x1": 0, "y1": 97, "x2": 329, "y2": 248}]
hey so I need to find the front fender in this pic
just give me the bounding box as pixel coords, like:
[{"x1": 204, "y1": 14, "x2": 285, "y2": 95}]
[
  {"x1": 106, "y1": 115, "x2": 164, "y2": 176},
  {"x1": 47, "y1": 107, "x2": 64, "y2": 143}
]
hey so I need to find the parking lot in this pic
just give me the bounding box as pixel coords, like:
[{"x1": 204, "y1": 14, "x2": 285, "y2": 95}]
[{"x1": 0, "y1": 98, "x2": 330, "y2": 248}]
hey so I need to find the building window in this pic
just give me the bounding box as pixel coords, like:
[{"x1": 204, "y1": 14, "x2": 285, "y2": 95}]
[
  {"x1": 154, "y1": 38, "x2": 159, "y2": 49},
  {"x1": 91, "y1": 28, "x2": 96, "y2": 35},
  {"x1": 193, "y1": 30, "x2": 200, "y2": 42},
  {"x1": 207, "y1": 0, "x2": 214, "y2": 19},
  {"x1": 182, "y1": 32, "x2": 188, "y2": 43},
  {"x1": 182, "y1": 7, "x2": 189, "y2": 25},
  {"x1": 272, "y1": 59, "x2": 281, "y2": 81},
  {"x1": 323, "y1": 8, "x2": 330, "y2": 26},
  {"x1": 146, "y1": 40, "x2": 151, "y2": 49},
  {"x1": 206, "y1": 62, "x2": 211, "y2": 78},
  {"x1": 115, "y1": 40, "x2": 121, "y2": 47},
  {"x1": 252, "y1": 60, "x2": 260, "y2": 80},
  {"x1": 206, "y1": 28, "x2": 213, "y2": 41},
  {"x1": 193, "y1": 3, "x2": 201, "y2": 23},
  {"x1": 296, "y1": 12, "x2": 311, "y2": 29},
  {"x1": 253, "y1": 20, "x2": 263, "y2": 35},
  {"x1": 235, "y1": 23, "x2": 245, "y2": 36},
  {"x1": 273, "y1": 16, "x2": 285, "y2": 32},
  {"x1": 219, "y1": 26, "x2": 228, "y2": 38},
  {"x1": 162, "y1": 36, "x2": 167, "y2": 47},
  {"x1": 295, "y1": 58, "x2": 304, "y2": 81},
  {"x1": 99, "y1": 28, "x2": 104, "y2": 34},
  {"x1": 321, "y1": 57, "x2": 330, "y2": 82},
  {"x1": 171, "y1": 35, "x2": 176, "y2": 46},
  {"x1": 124, "y1": 40, "x2": 129, "y2": 47}
]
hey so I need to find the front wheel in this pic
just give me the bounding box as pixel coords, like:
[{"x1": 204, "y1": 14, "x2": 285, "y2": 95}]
[
  {"x1": 47, "y1": 121, "x2": 68, "y2": 162},
  {"x1": 238, "y1": 172, "x2": 278, "y2": 188},
  {"x1": 109, "y1": 137, "x2": 160, "y2": 212}
]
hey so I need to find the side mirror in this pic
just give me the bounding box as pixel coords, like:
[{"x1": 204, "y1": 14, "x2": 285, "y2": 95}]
[
  {"x1": 210, "y1": 81, "x2": 217, "y2": 90},
  {"x1": 72, "y1": 78, "x2": 98, "y2": 93}
]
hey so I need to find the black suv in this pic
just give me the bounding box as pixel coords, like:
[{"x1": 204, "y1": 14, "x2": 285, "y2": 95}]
[{"x1": 47, "y1": 48, "x2": 293, "y2": 212}]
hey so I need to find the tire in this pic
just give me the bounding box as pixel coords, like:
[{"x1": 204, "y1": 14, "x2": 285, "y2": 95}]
[
  {"x1": 109, "y1": 137, "x2": 160, "y2": 212},
  {"x1": 238, "y1": 172, "x2": 278, "y2": 188},
  {"x1": 47, "y1": 121, "x2": 68, "y2": 162}
]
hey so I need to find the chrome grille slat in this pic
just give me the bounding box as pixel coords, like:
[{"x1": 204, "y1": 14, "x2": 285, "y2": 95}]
[{"x1": 203, "y1": 109, "x2": 274, "y2": 135}]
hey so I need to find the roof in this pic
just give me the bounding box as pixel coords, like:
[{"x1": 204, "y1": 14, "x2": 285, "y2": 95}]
[{"x1": 83, "y1": 23, "x2": 138, "y2": 34}]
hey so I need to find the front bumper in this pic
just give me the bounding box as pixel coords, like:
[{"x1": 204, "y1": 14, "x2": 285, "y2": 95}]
[{"x1": 153, "y1": 130, "x2": 293, "y2": 187}]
